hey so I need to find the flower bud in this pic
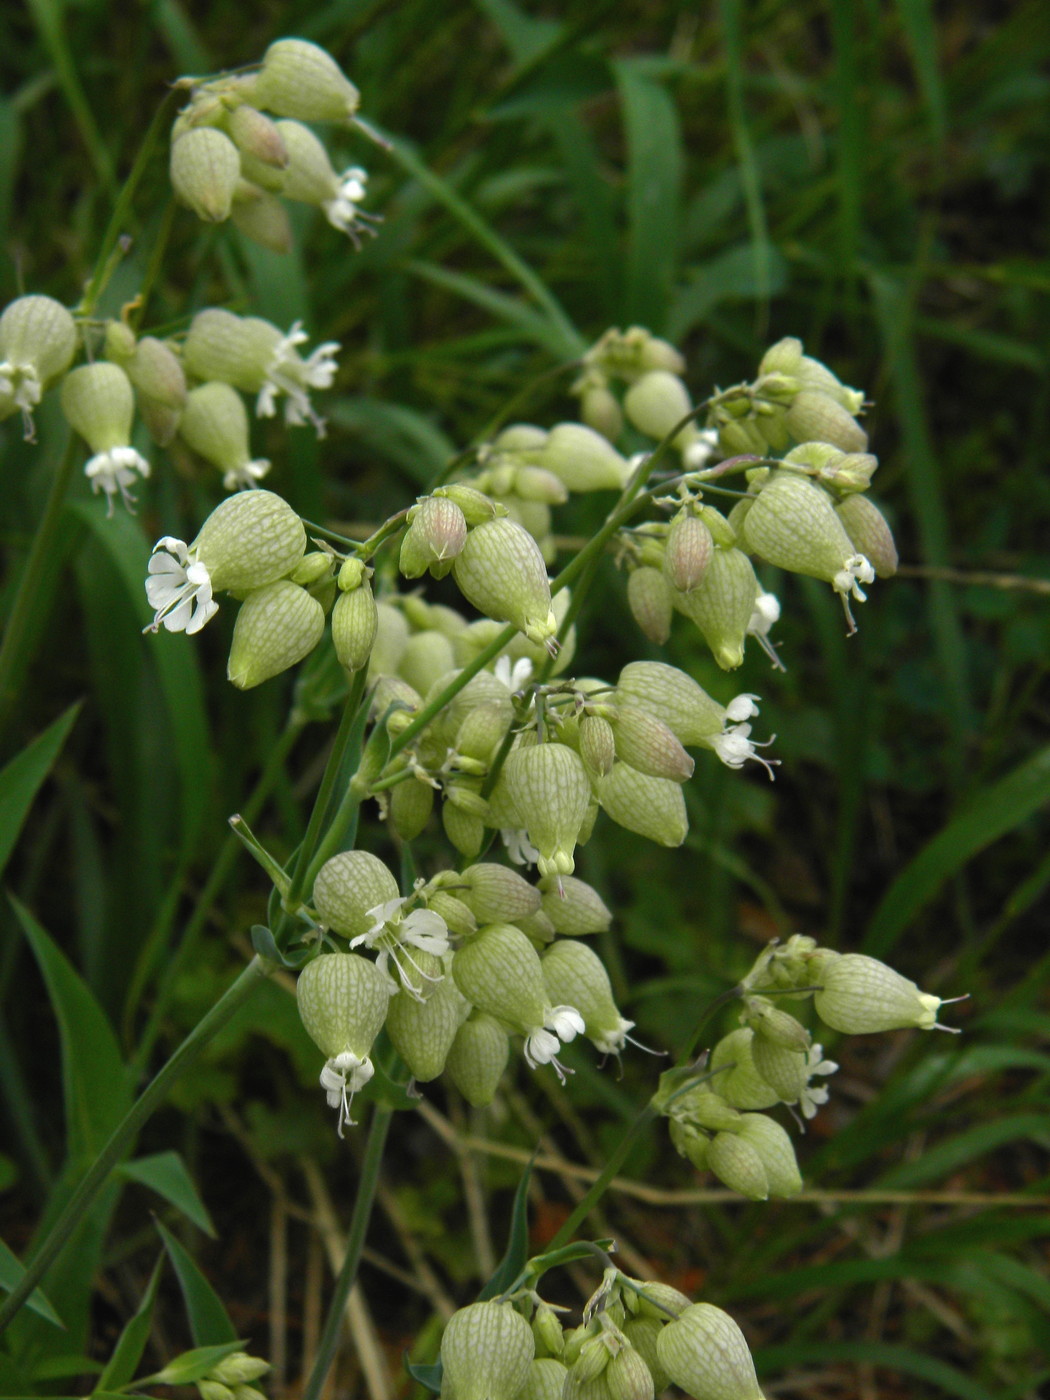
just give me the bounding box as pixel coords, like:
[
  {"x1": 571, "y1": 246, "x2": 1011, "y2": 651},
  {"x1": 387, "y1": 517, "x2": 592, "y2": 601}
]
[
  {"x1": 742, "y1": 998, "x2": 811, "y2": 1052},
  {"x1": 444, "y1": 1010, "x2": 510, "y2": 1106},
  {"x1": 626, "y1": 567, "x2": 673, "y2": 645},
  {"x1": 795, "y1": 354, "x2": 864, "y2": 414},
  {"x1": 443, "y1": 800, "x2": 485, "y2": 859},
  {"x1": 835, "y1": 493, "x2": 898, "y2": 577},
  {"x1": 605, "y1": 1347, "x2": 654, "y2": 1400},
  {"x1": 758, "y1": 337, "x2": 802, "y2": 377},
  {"x1": 580, "y1": 714, "x2": 617, "y2": 778},
  {"x1": 534, "y1": 423, "x2": 630, "y2": 492},
  {"x1": 193, "y1": 488, "x2": 307, "y2": 593},
  {"x1": 225, "y1": 104, "x2": 288, "y2": 168},
  {"x1": 436, "y1": 482, "x2": 502, "y2": 525},
  {"x1": 539, "y1": 876, "x2": 612, "y2": 935},
  {"x1": 501, "y1": 743, "x2": 592, "y2": 879},
  {"x1": 623, "y1": 370, "x2": 694, "y2": 447},
  {"x1": 386, "y1": 963, "x2": 469, "y2": 1081},
  {"x1": 272, "y1": 118, "x2": 338, "y2": 200},
  {"x1": 297, "y1": 951, "x2": 394, "y2": 1133},
  {"x1": 596, "y1": 763, "x2": 687, "y2": 847},
  {"x1": 669, "y1": 1116, "x2": 710, "y2": 1171},
  {"x1": 813, "y1": 952, "x2": 952, "y2": 1033},
  {"x1": 210, "y1": 1354, "x2": 270, "y2": 1385},
  {"x1": 707, "y1": 1130, "x2": 771, "y2": 1200},
  {"x1": 314, "y1": 850, "x2": 400, "y2": 938},
  {"x1": 452, "y1": 518, "x2": 556, "y2": 648},
  {"x1": 673, "y1": 548, "x2": 758, "y2": 671},
  {"x1": 227, "y1": 580, "x2": 324, "y2": 688},
  {"x1": 440, "y1": 1301, "x2": 535, "y2": 1400},
  {"x1": 425, "y1": 890, "x2": 476, "y2": 938},
  {"x1": 669, "y1": 1084, "x2": 743, "y2": 1133},
  {"x1": 199, "y1": 1383, "x2": 234, "y2": 1400},
  {"x1": 459, "y1": 863, "x2": 542, "y2": 924},
  {"x1": 230, "y1": 182, "x2": 294, "y2": 253},
  {"x1": 60, "y1": 362, "x2": 150, "y2": 513},
  {"x1": 580, "y1": 383, "x2": 624, "y2": 442},
  {"x1": 389, "y1": 775, "x2": 434, "y2": 841},
  {"x1": 180, "y1": 381, "x2": 270, "y2": 489},
  {"x1": 664, "y1": 510, "x2": 713, "y2": 594},
  {"x1": 611, "y1": 706, "x2": 694, "y2": 782},
  {"x1": 519, "y1": 1358, "x2": 568, "y2": 1400},
  {"x1": 254, "y1": 38, "x2": 360, "y2": 123},
  {"x1": 332, "y1": 578, "x2": 378, "y2": 671},
  {"x1": 541, "y1": 940, "x2": 633, "y2": 1054},
  {"x1": 708, "y1": 1029, "x2": 780, "y2": 1110},
  {"x1": 785, "y1": 389, "x2": 867, "y2": 453},
  {"x1": 735, "y1": 1113, "x2": 802, "y2": 1197},
  {"x1": 622, "y1": 1320, "x2": 670, "y2": 1394},
  {"x1": 747, "y1": 1034, "x2": 807, "y2": 1103},
  {"x1": 124, "y1": 335, "x2": 187, "y2": 445},
  {"x1": 656, "y1": 1303, "x2": 764, "y2": 1400},
  {"x1": 400, "y1": 496, "x2": 468, "y2": 579},
  {"x1": 170, "y1": 127, "x2": 241, "y2": 222}
]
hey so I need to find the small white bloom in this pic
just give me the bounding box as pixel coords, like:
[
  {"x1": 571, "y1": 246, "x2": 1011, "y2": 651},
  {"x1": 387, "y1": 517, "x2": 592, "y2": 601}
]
[
  {"x1": 351, "y1": 897, "x2": 450, "y2": 998},
  {"x1": 682, "y1": 427, "x2": 719, "y2": 470},
  {"x1": 501, "y1": 827, "x2": 540, "y2": 867},
  {"x1": 725, "y1": 692, "x2": 761, "y2": 723},
  {"x1": 0, "y1": 359, "x2": 43, "y2": 438},
  {"x1": 222, "y1": 457, "x2": 271, "y2": 491},
  {"x1": 144, "y1": 537, "x2": 219, "y2": 635},
  {"x1": 748, "y1": 590, "x2": 781, "y2": 637},
  {"x1": 323, "y1": 166, "x2": 380, "y2": 247},
  {"x1": 320, "y1": 1051, "x2": 375, "y2": 1137},
  {"x1": 494, "y1": 655, "x2": 534, "y2": 693},
  {"x1": 711, "y1": 722, "x2": 779, "y2": 780},
  {"x1": 547, "y1": 1005, "x2": 585, "y2": 1043},
  {"x1": 833, "y1": 554, "x2": 875, "y2": 603},
  {"x1": 256, "y1": 321, "x2": 341, "y2": 438},
  {"x1": 85, "y1": 445, "x2": 150, "y2": 516},
  {"x1": 523, "y1": 1004, "x2": 585, "y2": 1081},
  {"x1": 799, "y1": 1043, "x2": 838, "y2": 1120}
]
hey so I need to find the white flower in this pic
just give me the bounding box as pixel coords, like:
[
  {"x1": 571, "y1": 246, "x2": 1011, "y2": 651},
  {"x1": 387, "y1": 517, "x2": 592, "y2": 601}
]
[
  {"x1": 320, "y1": 1051, "x2": 375, "y2": 1137},
  {"x1": 710, "y1": 723, "x2": 778, "y2": 780},
  {"x1": 0, "y1": 360, "x2": 42, "y2": 438},
  {"x1": 833, "y1": 554, "x2": 875, "y2": 603},
  {"x1": 85, "y1": 445, "x2": 150, "y2": 516},
  {"x1": 256, "y1": 321, "x2": 341, "y2": 438},
  {"x1": 747, "y1": 590, "x2": 785, "y2": 671},
  {"x1": 523, "y1": 1004, "x2": 585, "y2": 1081},
  {"x1": 725, "y1": 692, "x2": 760, "y2": 723},
  {"x1": 494, "y1": 655, "x2": 534, "y2": 693},
  {"x1": 799, "y1": 1043, "x2": 838, "y2": 1120},
  {"x1": 144, "y1": 537, "x2": 219, "y2": 635},
  {"x1": 323, "y1": 166, "x2": 380, "y2": 247},
  {"x1": 501, "y1": 827, "x2": 540, "y2": 867},
  {"x1": 682, "y1": 427, "x2": 719, "y2": 470},
  {"x1": 350, "y1": 897, "x2": 449, "y2": 998},
  {"x1": 223, "y1": 457, "x2": 271, "y2": 492}
]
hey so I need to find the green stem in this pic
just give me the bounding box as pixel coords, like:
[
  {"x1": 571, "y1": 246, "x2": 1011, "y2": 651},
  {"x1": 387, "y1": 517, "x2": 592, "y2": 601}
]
[
  {"x1": 301, "y1": 1102, "x2": 393, "y2": 1400},
  {"x1": 0, "y1": 435, "x2": 79, "y2": 741},
  {"x1": 545, "y1": 1100, "x2": 659, "y2": 1253},
  {"x1": 0, "y1": 956, "x2": 272, "y2": 1336}
]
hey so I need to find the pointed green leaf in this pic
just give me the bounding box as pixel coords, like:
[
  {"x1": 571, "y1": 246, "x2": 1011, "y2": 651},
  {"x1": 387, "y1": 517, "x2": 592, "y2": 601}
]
[
  {"x1": 118, "y1": 1153, "x2": 215, "y2": 1236},
  {"x1": 148, "y1": 1340, "x2": 246, "y2": 1385},
  {"x1": 94, "y1": 1252, "x2": 164, "y2": 1392},
  {"x1": 156, "y1": 1220, "x2": 237, "y2": 1346},
  {"x1": 10, "y1": 895, "x2": 131, "y2": 1161},
  {"x1": 615, "y1": 60, "x2": 682, "y2": 329},
  {"x1": 478, "y1": 1157, "x2": 534, "y2": 1301},
  {"x1": 0, "y1": 701, "x2": 80, "y2": 878},
  {"x1": 0, "y1": 1235, "x2": 64, "y2": 1327}
]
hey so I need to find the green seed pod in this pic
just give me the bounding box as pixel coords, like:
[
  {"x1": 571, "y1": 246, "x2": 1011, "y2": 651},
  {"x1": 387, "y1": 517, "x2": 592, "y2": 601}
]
[
  {"x1": 735, "y1": 1114, "x2": 802, "y2": 1197},
  {"x1": 664, "y1": 510, "x2": 713, "y2": 594},
  {"x1": 742, "y1": 997, "x2": 811, "y2": 1052},
  {"x1": 707, "y1": 1130, "x2": 771, "y2": 1200},
  {"x1": 622, "y1": 1321, "x2": 670, "y2": 1395},
  {"x1": 626, "y1": 566, "x2": 673, "y2": 645},
  {"x1": 604, "y1": 1348, "x2": 654, "y2": 1400},
  {"x1": 580, "y1": 383, "x2": 623, "y2": 443},
  {"x1": 580, "y1": 713, "x2": 617, "y2": 778},
  {"x1": 313, "y1": 850, "x2": 399, "y2": 938},
  {"x1": 743, "y1": 474, "x2": 860, "y2": 583},
  {"x1": 445, "y1": 1010, "x2": 510, "y2": 1106},
  {"x1": 386, "y1": 776, "x2": 432, "y2": 842},
  {"x1": 436, "y1": 482, "x2": 502, "y2": 526},
  {"x1": 615, "y1": 662, "x2": 726, "y2": 746},
  {"x1": 673, "y1": 547, "x2": 758, "y2": 671},
  {"x1": 425, "y1": 890, "x2": 477, "y2": 938},
  {"x1": 440, "y1": 1301, "x2": 535, "y2": 1400},
  {"x1": 657, "y1": 1303, "x2": 764, "y2": 1400},
  {"x1": 708, "y1": 1029, "x2": 779, "y2": 1110},
  {"x1": 194, "y1": 489, "x2": 307, "y2": 593},
  {"x1": 516, "y1": 908, "x2": 556, "y2": 945},
  {"x1": 519, "y1": 1358, "x2": 568, "y2": 1400},
  {"x1": 61, "y1": 362, "x2": 137, "y2": 452},
  {"x1": 835, "y1": 493, "x2": 898, "y2": 578},
  {"x1": 296, "y1": 952, "x2": 394, "y2": 1133},
  {"x1": 199, "y1": 1382, "x2": 235, "y2": 1400},
  {"x1": 795, "y1": 354, "x2": 864, "y2": 414},
  {"x1": 332, "y1": 578, "x2": 378, "y2": 671},
  {"x1": 502, "y1": 742, "x2": 592, "y2": 879},
  {"x1": 785, "y1": 389, "x2": 867, "y2": 453},
  {"x1": 443, "y1": 800, "x2": 485, "y2": 859},
  {"x1": 125, "y1": 335, "x2": 187, "y2": 446},
  {"x1": 672, "y1": 1085, "x2": 744, "y2": 1133},
  {"x1": 386, "y1": 964, "x2": 469, "y2": 1081},
  {"x1": 758, "y1": 337, "x2": 802, "y2": 377},
  {"x1": 455, "y1": 701, "x2": 511, "y2": 765},
  {"x1": 227, "y1": 580, "x2": 324, "y2": 689},
  {"x1": 532, "y1": 1308, "x2": 566, "y2": 1360},
  {"x1": 253, "y1": 39, "x2": 360, "y2": 123},
  {"x1": 610, "y1": 706, "x2": 694, "y2": 783},
  {"x1": 183, "y1": 309, "x2": 277, "y2": 394},
  {"x1": 210, "y1": 1353, "x2": 270, "y2": 1385},
  {"x1": 539, "y1": 876, "x2": 612, "y2": 936},
  {"x1": 170, "y1": 127, "x2": 241, "y2": 222},
  {"x1": 231, "y1": 182, "x2": 294, "y2": 254},
  {"x1": 459, "y1": 863, "x2": 542, "y2": 924},
  {"x1": 596, "y1": 763, "x2": 687, "y2": 847},
  {"x1": 452, "y1": 518, "x2": 556, "y2": 648},
  {"x1": 541, "y1": 940, "x2": 633, "y2": 1054},
  {"x1": 669, "y1": 1117, "x2": 710, "y2": 1171},
  {"x1": 623, "y1": 369, "x2": 695, "y2": 447},
  {"x1": 509, "y1": 465, "x2": 569, "y2": 505},
  {"x1": 534, "y1": 422, "x2": 630, "y2": 493},
  {"x1": 272, "y1": 119, "x2": 339, "y2": 204},
  {"x1": 748, "y1": 1036, "x2": 807, "y2": 1103},
  {"x1": 179, "y1": 381, "x2": 270, "y2": 489},
  {"x1": 400, "y1": 496, "x2": 469, "y2": 578},
  {"x1": 225, "y1": 104, "x2": 289, "y2": 167},
  {"x1": 813, "y1": 952, "x2": 951, "y2": 1034}
]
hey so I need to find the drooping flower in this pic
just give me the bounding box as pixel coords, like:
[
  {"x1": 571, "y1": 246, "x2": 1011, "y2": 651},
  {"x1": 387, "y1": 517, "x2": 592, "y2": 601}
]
[
  {"x1": 798, "y1": 1043, "x2": 838, "y2": 1120},
  {"x1": 350, "y1": 895, "x2": 450, "y2": 999},
  {"x1": 60, "y1": 363, "x2": 150, "y2": 514}
]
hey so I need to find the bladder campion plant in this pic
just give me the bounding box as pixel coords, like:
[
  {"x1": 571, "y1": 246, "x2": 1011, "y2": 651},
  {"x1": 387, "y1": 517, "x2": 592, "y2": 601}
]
[{"x1": 0, "y1": 35, "x2": 961, "y2": 1400}]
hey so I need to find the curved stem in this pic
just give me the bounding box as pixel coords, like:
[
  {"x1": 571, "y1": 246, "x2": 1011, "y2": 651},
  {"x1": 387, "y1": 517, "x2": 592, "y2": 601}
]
[
  {"x1": 301, "y1": 1102, "x2": 393, "y2": 1400},
  {"x1": 0, "y1": 955, "x2": 273, "y2": 1336},
  {"x1": 0, "y1": 435, "x2": 79, "y2": 742}
]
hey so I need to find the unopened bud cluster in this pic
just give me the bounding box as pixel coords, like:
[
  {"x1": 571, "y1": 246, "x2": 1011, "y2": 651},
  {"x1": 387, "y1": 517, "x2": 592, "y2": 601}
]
[
  {"x1": 170, "y1": 38, "x2": 376, "y2": 248},
  {"x1": 437, "y1": 1268, "x2": 766, "y2": 1400},
  {"x1": 658, "y1": 934, "x2": 960, "y2": 1199}
]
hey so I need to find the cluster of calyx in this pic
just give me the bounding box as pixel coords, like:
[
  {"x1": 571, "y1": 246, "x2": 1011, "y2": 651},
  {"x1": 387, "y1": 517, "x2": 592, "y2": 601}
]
[
  {"x1": 438, "y1": 1269, "x2": 767, "y2": 1400},
  {"x1": 169, "y1": 37, "x2": 376, "y2": 250},
  {"x1": 655, "y1": 935, "x2": 961, "y2": 1201},
  {"x1": 0, "y1": 296, "x2": 341, "y2": 510},
  {"x1": 568, "y1": 328, "x2": 897, "y2": 654},
  {"x1": 295, "y1": 850, "x2": 633, "y2": 1132},
  {"x1": 190, "y1": 1352, "x2": 269, "y2": 1400}
]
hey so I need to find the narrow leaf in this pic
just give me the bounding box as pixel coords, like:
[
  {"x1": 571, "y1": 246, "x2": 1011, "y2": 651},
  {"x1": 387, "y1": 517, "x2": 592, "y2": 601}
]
[
  {"x1": 615, "y1": 60, "x2": 682, "y2": 329},
  {"x1": 0, "y1": 701, "x2": 80, "y2": 878},
  {"x1": 478, "y1": 1157, "x2": 534, "y2": 1301},
  {"x1": 94, "y1": 1253, "x2": 164, "y2": 1392},
  {"x1": 118, "y1": 1153, "x2": 215, "y2": 1237},
  {"x1": 156, "y1": 1220, "x2": 237, "y2": 1346},
  {"x1": 0, "y1": 1235, "x2": 64, "y2": 1326}
]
